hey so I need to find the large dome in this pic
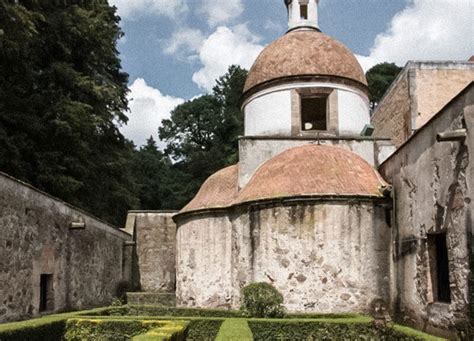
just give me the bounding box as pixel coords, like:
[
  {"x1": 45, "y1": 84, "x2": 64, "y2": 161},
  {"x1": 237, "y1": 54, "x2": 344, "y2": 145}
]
[
  {"x1": 243, "y1": 30, "x2": 367, "y2": 97},
  {"x1": 236, "y1": 145, "x2": 386, "y2": 204}
]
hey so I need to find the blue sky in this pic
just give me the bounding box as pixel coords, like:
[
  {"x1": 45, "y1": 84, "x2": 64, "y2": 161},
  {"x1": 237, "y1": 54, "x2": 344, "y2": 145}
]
[{"x1": 108, "y1": 0, "x2": 474, "y2": 147}]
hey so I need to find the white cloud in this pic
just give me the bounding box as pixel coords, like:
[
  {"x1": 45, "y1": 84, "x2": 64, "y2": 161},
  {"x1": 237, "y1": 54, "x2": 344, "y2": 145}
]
[
  {"x1": 163, "y1": 28, "x2": 205, "y2": 56},
  {"x1": 121, "y1": 78, "x2": 184, "y2": 148},
  {"x1": 192, "y1": 25, "x2": 264, "y2": 91},
  {"x1": 200, "y1": 0, "x2": 244, "y2": 27},
  {"x1": 109, "y1": 0, "x2": 188, "y2": 19},
  {"x1": 357, "y1": 0, "x2": 474, "y2": 71}
]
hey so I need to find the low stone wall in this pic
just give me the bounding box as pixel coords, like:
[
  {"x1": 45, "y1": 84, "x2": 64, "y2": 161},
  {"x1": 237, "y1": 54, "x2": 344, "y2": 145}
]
[
  {"x1": 0, "y1": 172, "x2": 132, "y2": 322},
  {"x1": 379, "y1": 84, "x2": 473, "y2": 338},
  {"x1": 175, "y1": 199, "x2": 391, "y2": 314}
]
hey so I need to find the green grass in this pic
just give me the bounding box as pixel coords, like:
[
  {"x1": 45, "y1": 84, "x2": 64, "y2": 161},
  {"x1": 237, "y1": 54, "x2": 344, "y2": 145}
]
[
  {"x1": 393, "y1": 323, "x2": 447, "y2": 341},
  {"x1": 216, "y1": 318, "x2": 253, "y2": 341}
]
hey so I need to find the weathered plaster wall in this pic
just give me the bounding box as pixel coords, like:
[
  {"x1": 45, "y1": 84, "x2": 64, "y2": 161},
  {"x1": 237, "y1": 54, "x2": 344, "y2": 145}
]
[
  {"x1": 124, "y1": 211, "x2": 177, "y2": 292},
  {"x1": 238, "y1": 137, "x2": 395, "y2": 188},
  {"x1": 379, "y1": 85, "x2": 473, "y2": 337},
  {"x1": 0, "y1": 173, "x2": 131, "y2": 322},
  {"x1": 176, "y1": 200, "x2": 391, "y2": 314},
  {"x1": 243, "y1": 82, "x2": 370, "y2": 137},
  {"x1": 176, "y1": 213, "x2": 233, "y2": 308},
  {"x1": 244, "y1": 89, "x2": 292, "y2": 136}
]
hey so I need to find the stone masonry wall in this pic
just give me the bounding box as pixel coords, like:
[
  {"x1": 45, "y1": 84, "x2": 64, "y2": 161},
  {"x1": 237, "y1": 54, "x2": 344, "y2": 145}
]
[
  {"x1": 0, "y1": 173, "x2": 132, "y2": 322},
  {"x1": 176, "y1": 200, "x2": 391, "y2": 314},
  {"x1": 371, "y1": 68, "x2": 411, "y2": 147},
  {"x1": 124, "y1": 211, "x2": 177, "y2": 292},
  {"x1": 379, "y1": 85, "x2": 473, "y2": 338},
  {"x1": 414, "y1": 67, "x2": 474, "y2": 128}
]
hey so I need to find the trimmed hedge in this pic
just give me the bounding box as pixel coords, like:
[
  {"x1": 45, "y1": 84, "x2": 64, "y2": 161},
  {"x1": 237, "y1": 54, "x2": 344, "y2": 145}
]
[
  {"x1": 185, "y1": 319, "x2": 224, "y2": 341},
  {"x1": 132, "y1": 320, "x2": 188, "y2": 341},
  {"x1": 64, "y1": 318, "x2": 162, "y2": 340},
  {"x1": 0, "y1": 316, "x2": 66, "y2": 341},
  {"x1": 113, "y1": 305, "x2": 244, "y2": 318},
  {"x1": 248, "y1": 319, "x2": 445, "y2": 341}
]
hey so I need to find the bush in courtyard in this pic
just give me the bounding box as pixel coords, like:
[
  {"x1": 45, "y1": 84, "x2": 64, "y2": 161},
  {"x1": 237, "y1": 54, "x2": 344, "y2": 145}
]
[
  {"x1": 241, "y1": 282, "x2": 285, "y2": 318},
  {"x1": 115, "y1": 280, "x2": 132, "y2": 304}
]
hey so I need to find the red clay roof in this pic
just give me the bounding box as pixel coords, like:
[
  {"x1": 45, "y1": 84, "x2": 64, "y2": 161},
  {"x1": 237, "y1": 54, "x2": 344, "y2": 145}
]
[
  {"x1": 235, "y1": 145, "x2": 386, "y2": 204},
  {"x1": 243, "y1": 30, "x2": 367, "y2": 94},
  {"x1": 180, "y1": 165, "x2": 238, "y2": 214}
]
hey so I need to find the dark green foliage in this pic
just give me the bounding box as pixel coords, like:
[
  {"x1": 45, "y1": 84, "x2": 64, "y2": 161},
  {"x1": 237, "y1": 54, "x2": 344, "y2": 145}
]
[
  {"x1": 185, "y1": 319, "x2": 223, "y2": 341},
  {"x1": 159, "y1": 65, "x2": 247, "y2": 209},
  {"x1": 241, "y1": 283, "x2": 286, "y2": 318},
  {"x1": 115, "y1": 280, "x2": 132, "y2": 304},
  {"x1": 248, "y1": 320, "x2": 437, "y2": 341},
  {"x1": 131, "y1": 137, "x2": 181, "y2": 210},
  {"x1": 117, "y1": 305, "x2": 245, "y2": 318},
  {"x1": 366, "y1": 62, "x2": 403, "y2": 108},
  {"x1": 0, "y1": 0, "x2": 138, "y2": 225},
  {"x1": 0, "y1": 318, "x2": 66, "y2": 341}
]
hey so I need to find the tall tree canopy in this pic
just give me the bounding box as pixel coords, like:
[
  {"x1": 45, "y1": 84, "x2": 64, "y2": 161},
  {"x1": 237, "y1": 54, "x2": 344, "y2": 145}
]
[
  {"x1": 158, "y1": 65, "x2": 248, "y2": 209},
  {"x1": 366, "y1": 62, "x2": 402, "y2": 109},
  {"x1": 0, "y1": 0, "x2": 137, "y2": 224}
]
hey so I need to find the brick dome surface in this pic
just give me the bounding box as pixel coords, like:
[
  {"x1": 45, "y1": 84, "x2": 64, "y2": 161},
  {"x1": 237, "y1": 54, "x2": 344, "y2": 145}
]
[
  {"x1": 235, "y1": 145, "x2": 386, "y2": 204},
  {"x1": 180, "y1": 164, "x2": 238, "y2": 214},
  {"x1": 243, "y1": 30, "x2": 367, "y2": 94}
]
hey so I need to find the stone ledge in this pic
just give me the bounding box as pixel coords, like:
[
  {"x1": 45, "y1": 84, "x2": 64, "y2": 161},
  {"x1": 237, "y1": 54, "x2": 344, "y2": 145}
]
[{"x1": 126, "y1": 292, "x2": 176, "y2": 307}]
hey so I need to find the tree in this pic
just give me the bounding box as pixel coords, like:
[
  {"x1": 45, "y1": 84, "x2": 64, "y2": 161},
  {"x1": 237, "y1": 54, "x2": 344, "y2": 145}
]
[
  {"x1": 158, "y1": 65, "x2": 248, "y2": 208},
  {"x1": 0, "y1": 0, "x2": 138, "y2": 225},
  {"x1": 366, "y1": 62, "x2": 402, "y2": 109}
]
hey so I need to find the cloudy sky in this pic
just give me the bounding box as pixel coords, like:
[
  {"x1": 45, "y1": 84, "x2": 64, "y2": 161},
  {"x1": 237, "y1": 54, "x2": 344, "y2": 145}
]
[{"x1": 109, "y1": 0, "x2": 474, "y2": 147}]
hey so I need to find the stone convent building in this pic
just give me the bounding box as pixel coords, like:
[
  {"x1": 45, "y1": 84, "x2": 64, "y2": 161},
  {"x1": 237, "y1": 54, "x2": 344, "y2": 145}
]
[{"x1": 1, "y1": 0, "x2": 473, "y2": 339}]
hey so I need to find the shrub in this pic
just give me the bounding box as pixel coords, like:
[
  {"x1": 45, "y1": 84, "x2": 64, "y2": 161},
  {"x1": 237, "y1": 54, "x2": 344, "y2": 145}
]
[
  {"x1": 240, "y1": 282, "x2": 285, "y2": 318},
  {"x1": 115, "y1": 280, "x2": 132, "y2": 304}
]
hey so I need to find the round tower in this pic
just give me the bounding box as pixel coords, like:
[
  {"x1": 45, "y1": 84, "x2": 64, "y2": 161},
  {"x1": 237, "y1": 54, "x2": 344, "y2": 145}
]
[
  {"x1": 285, "y1": 0, "x2": 320, "y2": 31},
  {"x1": 242, "y1": 0, "x2": 370, "y2": 137}
]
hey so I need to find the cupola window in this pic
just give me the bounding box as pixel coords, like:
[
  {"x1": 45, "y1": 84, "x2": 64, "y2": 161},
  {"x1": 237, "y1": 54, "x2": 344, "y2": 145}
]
[
  {"x1": 301, "y1": 95, "x2": 327, "y2": 131},
  {"x1": 300, "y1": 5, "x2": 308, "y2": 19}
]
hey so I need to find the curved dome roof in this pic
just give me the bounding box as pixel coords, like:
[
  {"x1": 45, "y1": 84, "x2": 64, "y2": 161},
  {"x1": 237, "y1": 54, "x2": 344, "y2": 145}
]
[
  {"x1": 236, "y1": 145, "x2": 386, "y2": 204},
  {"x1": 243, "y1": 30, "x2": 367, "y2": 95},
  {"x1": 180, "y1": 165, "x2": 238, "y2": 214}
]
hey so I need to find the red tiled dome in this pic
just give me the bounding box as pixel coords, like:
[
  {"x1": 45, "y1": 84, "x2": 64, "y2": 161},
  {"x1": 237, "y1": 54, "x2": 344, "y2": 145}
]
[
  {"x1": 180, "y1": 165, "x2": 238, "y2": 214},
  {"x1": 243, "y1": 30, "x2": 367, "y2": 96},
  {"x1": 235, "y1": 145, "x2": 386, "y2": 204}
]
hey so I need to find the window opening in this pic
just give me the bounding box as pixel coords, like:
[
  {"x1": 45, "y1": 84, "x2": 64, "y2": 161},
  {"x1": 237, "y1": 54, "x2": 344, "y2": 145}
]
[
  {"x1": 301, "y1": 96, "x2": 327, "y2": 131},
  {"x1": 300, "y1": 4, "x2": 308, "y2": 19},
  {"x1": 427, "y1": 233, "x2": 451, "y2": 303},
  {"x1": 39, "y1": 274, "x2": 54, "y2": 312}
]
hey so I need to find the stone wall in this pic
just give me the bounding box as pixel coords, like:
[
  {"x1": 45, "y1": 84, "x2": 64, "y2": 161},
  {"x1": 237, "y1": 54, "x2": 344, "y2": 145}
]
[
  {"x1": 372, "y1": 61, "x2": 474, "y2": 147},
  {"x1": 371, "y1": 67, "x2": 412, "y2": 147},
  {"x1": 124, "y1": 211, "x2": 177, "y2": 292},
  {"x1": 175, "y1": 199, "x2": 391, "y2": 314},
  {"x1": 0, "y1": 173, "x2": 132, "y2": 322},
  {"x1": 379, "y1": 84, "x2": 473, "y2": 338}
]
